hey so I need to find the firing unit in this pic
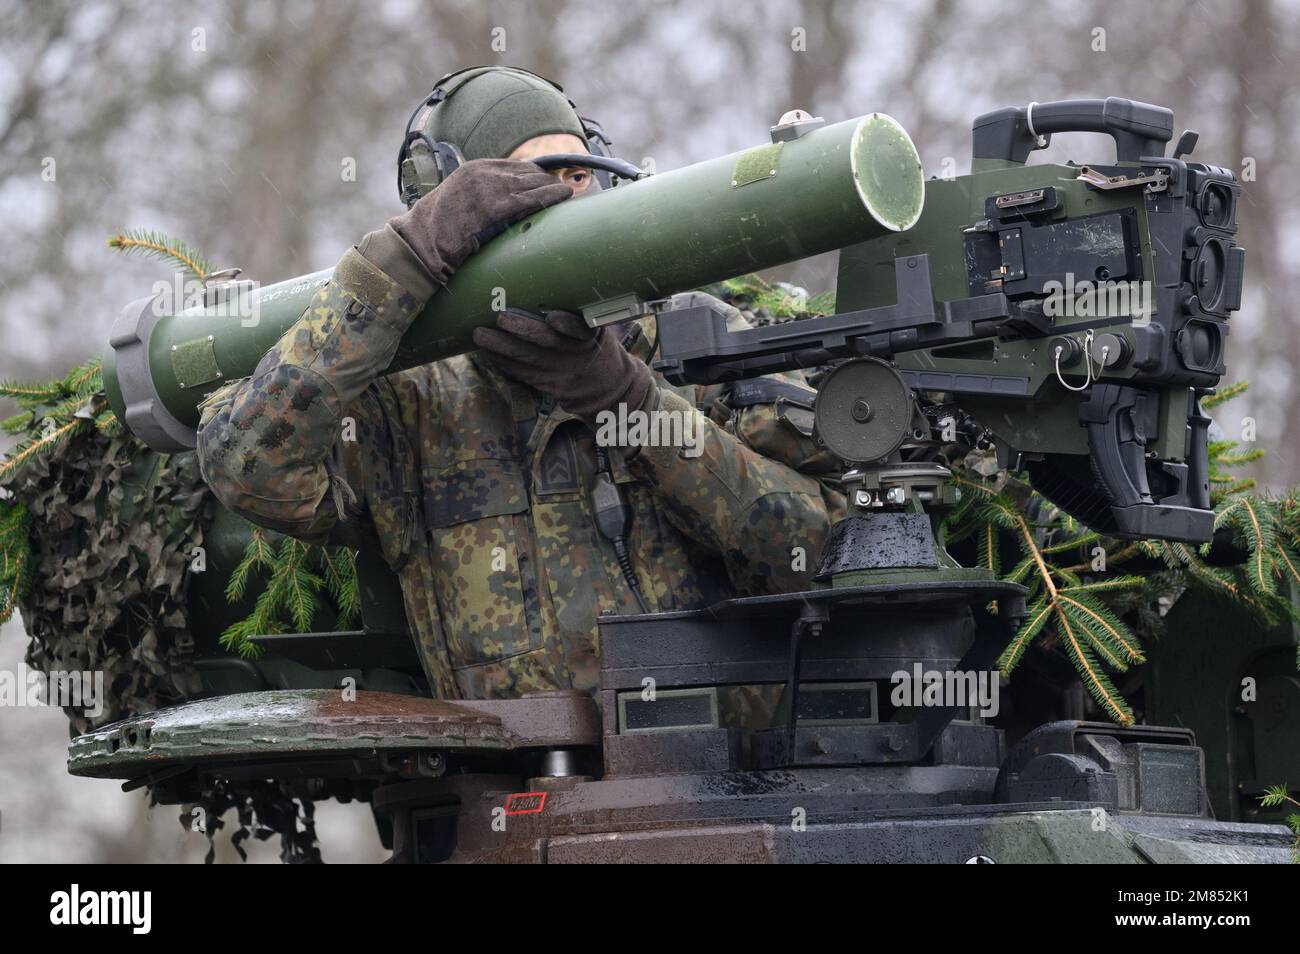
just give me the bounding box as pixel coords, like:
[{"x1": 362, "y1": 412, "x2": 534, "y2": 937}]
[{"x1": 82, "y1": 97, "x2": 1288, "y2": 863}]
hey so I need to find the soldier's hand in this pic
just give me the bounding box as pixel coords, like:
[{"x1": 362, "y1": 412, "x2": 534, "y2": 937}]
[
  {"x1": 472, "y1": 310, "x2": 655, "y2": 428},
  {"x1": 389, "y1": 159, "x2": 572, "y2": 285}
]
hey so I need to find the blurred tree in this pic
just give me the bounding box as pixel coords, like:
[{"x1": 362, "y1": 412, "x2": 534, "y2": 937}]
[{"x1": 0, "y1": 0, "x2": 1295, "y2": 470}]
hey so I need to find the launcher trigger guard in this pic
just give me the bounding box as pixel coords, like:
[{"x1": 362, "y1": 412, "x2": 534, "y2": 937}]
[
  {"x1": 1079, "y1": 383, "x2": 1157, "y2": 514},
  {"x1": 1073, "y1": 383, "x2": 1214, "y2": 543}
]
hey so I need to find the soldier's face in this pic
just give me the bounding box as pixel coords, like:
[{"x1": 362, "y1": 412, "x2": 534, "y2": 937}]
[{"x1": 509, "y1": 133, "x2": 594, "y2": 196}]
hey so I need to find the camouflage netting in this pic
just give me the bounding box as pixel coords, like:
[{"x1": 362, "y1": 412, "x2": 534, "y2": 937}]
[
  {"x1": 1, "y1": 379, "x2": 322, "y2": 862},
  {"x1": 186, "y1": 778, "x2": 321, "y2": 864},
  {"x1": 15, "y1": 429, "x2": 207, "y2": 732}
]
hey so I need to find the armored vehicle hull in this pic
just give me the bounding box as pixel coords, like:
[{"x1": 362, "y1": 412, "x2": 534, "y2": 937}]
[{"x1": 69, "y1": 583, "x2": 1294, "y2": 863}]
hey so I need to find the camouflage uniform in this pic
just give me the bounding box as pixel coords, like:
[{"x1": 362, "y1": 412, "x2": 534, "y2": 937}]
[{"x1": 196, "y1": 229, "x2": 844, "y2": 700}]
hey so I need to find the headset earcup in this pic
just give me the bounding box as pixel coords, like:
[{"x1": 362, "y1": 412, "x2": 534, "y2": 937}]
[
  {"x1": 399, "y1": 137, "x2": 466, "y2": 207},
  {"x1": 399, "y1": 138, "x2": 437, "y2": 208},
  {"x1": 581, "y1": 117, "x2": 616, "y2": 189},
  {"x1": 435, "y1": 140, "x2": 466, "y2": 181},
  {"x1": 398, "y1": 155, "x2": 425, "y2": 208}
]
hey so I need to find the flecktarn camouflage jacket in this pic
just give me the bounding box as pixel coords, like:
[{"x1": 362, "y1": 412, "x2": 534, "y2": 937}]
[{"x1": 196, "y1": 226, "x2": 843, "y2": 699}]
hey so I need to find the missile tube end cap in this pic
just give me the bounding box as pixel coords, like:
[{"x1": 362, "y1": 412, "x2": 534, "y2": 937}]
[
  {"x1": 107, "y1": 295, "x2": 197, "y2": 453},
  {"x1": 851, "y1": 113, "x2": 925, "y2": 232}
]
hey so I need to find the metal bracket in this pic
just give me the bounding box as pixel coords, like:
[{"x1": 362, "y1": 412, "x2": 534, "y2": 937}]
[
  {"x1": 1076, "y1": 165, "x2": 1168, "y2": 193},
  {"x1": 652, "y1": 254, "x2": 1011, "y2": 386},
  {"x1": 770, "y1": 108, "x2": 826, "y2": 143},
  {"x1": 580, "y1": 293, "x2": 652, "y2": 327},
  {"x1": 994, "y1": 188, "x2": 1047, "y2": 209}
]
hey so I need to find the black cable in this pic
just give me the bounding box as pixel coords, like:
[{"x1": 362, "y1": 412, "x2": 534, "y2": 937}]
[
  {"x1": 529, "y1": 153, "x2": 647, "y2": 182},
  {"x1": 613, "y1": 538, "x2": 650, "y2": 615},
  {"x1": 592, "y1": 446, "x2": 649, "y2": 614}
]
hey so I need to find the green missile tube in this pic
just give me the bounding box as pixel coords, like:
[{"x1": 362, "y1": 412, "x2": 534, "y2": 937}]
[{"x1": 106, "y1": 112, "x2": 924, "y2": 451}]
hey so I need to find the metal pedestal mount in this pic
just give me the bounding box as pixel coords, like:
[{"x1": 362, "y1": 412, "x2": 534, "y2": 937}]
[{"x1": 812, "y1": 356, "x2": 987, "y2": 588}]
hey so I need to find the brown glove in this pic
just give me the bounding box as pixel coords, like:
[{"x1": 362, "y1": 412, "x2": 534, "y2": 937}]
[
  {"x1": 472, "y1": 310, "x2": 655, "y2": 428},
  {"x1": 389, "y1": 159, "x2": 571, "y2": 286}
]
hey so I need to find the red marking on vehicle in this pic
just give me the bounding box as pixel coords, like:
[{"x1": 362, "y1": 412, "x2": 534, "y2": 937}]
[{"x1": 505, "y1": 792, "x2": 548, "y2": 815}]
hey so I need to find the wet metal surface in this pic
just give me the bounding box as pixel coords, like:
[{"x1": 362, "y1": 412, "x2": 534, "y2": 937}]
[{"x1": 67, "y1": 689, "x2": 598, "y2": 779}]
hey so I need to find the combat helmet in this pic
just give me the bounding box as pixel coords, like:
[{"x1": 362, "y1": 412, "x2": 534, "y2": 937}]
[{"x1": 396, "y1": 65, "x2": 617, "y2": 206}]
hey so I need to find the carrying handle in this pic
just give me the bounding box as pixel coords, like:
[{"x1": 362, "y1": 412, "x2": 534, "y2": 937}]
[{"x1": 972, "y1": 97, "x2": 1174, "y2": 165}]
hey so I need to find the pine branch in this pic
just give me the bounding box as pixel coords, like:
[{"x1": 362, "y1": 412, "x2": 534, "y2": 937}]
[
  {"x1": 1054, "y1": 567, "x2": 1084, "y2": 588},
  {"x1": 1071, "y1": 617, "x2": 1129, "y2": 669},
  {"x1": 1215, "y1": 495, "x2": 1279, "y2": 596},
  {"x1": 968, "y1": 471, "x2": 1140, "y2": 723},
  {"x1": 93, "y1": 411, "x2": 122, "y2": 435},
  {"x1": 0, "y1": 359, "x2": 108, "y2": 486},
  {"x1": 1, "y1": 411, "x2": 34, "y2": 434},
  {"x1": 277, "y1": 537, "x2": 323, "y2": 633},
  {"x1": 221, "y1": 530, "x2": 353, "y2": 650},
  {"x1": 0, "y1": 419, "x2": 87, "y2": 483},
  {"x1": 42, "y1": 393, "x2": 98, "y2": 423},
  {"x1": 1059, "y1": 593, "x2": 1145, "y2": 666},
  {"x1": 1178, "y1": 557, "x2": 1288, "y2": 627},
  {"x1": 225, "y1": 527, "x2": 274, "y2": 603},
  {"x1": 0, "y1": 500, "x2": 32, "y2": 624},
  {"x1": 319, "y1": 547, "x2": 360, "y2": 626},
  {"x1": 1200, "y1": 380, "x2": 1248, "y2": 409},
  {"x1": 1057, "y1": 623, "x2": 1132, "y2": 725},
  {"x1": 1261, "y1": 784, "x2": 1299, "y2": 810},
  {"x1": 1211, "y1": 477, "x2": 1258, "y2": 495},
  {"x1": 1057, "y1": 543, "x2": 1142, "y2": 574},
  {"x1": 62, "y1": 359, "x2": 103, "y2": 396},
  {"x1": 107, "y1": 229, "x2": 212, "y2": 282},
  {"x1": 1258, "y1": 785, "x2": 1300, "y2": 860},
  {"x1": 1276, "y1": 544, "x2": 1300, "y2": 588},
  {"x1": 1041, "y1": 530, "x2": 1101, "y2": 556},
  {"x1": 1061, "y1": 576, "x2": 1146, "y2": 595},
  {"x1": 219, "y1": 614, "x2": 273, "y2": 659},
  {"x1": 1215, "y1": 449, "x2": 1266, "y2": 467},
  {"x1": 977, "y1": 521, "x2": 1000, "y2": 575},
  {"x1": 1004, "y1": 556, "x2": 1035, "y2": 586},
  {"x1": 998, "y1": 598, "x2": 1051, "y2": 673},
  {"x1": 0, "y1": 379, "x2": 64, "y2": 403},
  {"x1": 716, "y1": 273, "x2": 834, "y2": 317}
]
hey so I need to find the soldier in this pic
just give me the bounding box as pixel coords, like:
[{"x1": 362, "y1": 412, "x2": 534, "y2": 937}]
[{"x1": 196, "y1": 66, "x2": 842, "y2": 700}]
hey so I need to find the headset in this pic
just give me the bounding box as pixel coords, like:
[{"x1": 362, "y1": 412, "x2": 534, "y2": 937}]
[{"x1": 396, "y1": 67, "x2": 637, "y2": 207}]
